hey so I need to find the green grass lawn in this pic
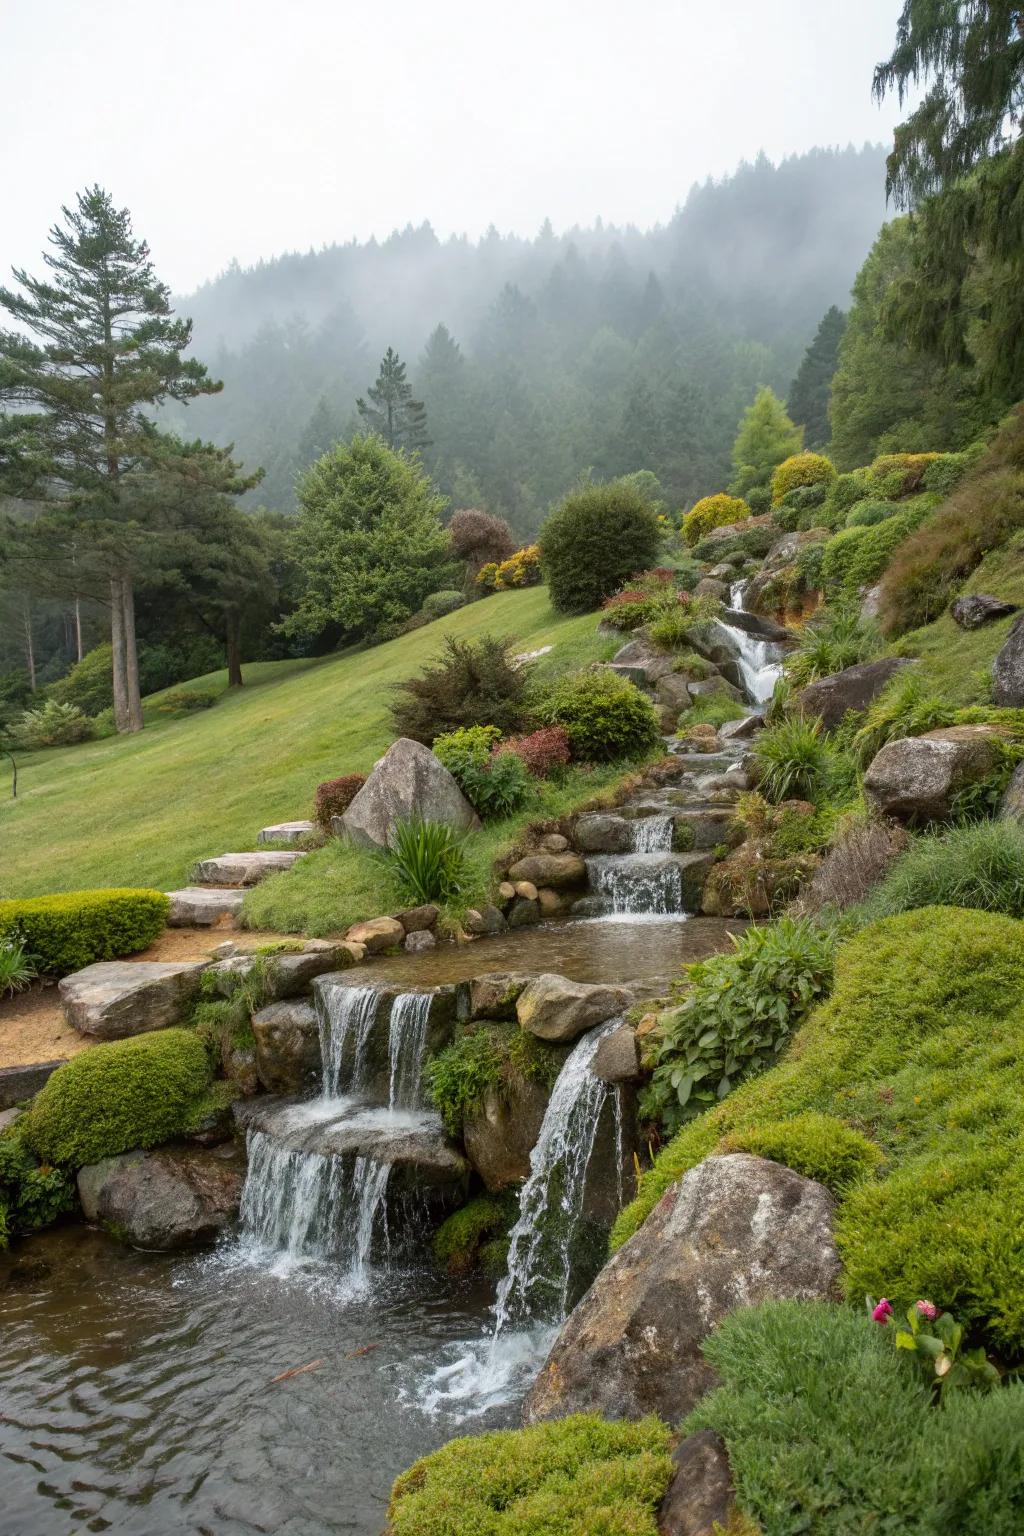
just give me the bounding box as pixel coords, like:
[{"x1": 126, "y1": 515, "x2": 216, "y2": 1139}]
[{"x1": 1, "y1": 588, "x2": 613, "y2": 899}]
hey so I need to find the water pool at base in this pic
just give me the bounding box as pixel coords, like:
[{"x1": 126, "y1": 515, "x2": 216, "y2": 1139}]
[{"x1": 0, "y1": 1227, "x2": 510, "y2": 1536}]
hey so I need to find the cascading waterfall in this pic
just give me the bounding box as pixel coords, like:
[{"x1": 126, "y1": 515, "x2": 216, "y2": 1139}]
[
  {"x1": 317, "y1": 983, "x2": 381, "y2": 1098},
  {"x1": 729, "y1": 580, "x2": 746, "y2": 611},
  {"x1": 722, "y1": 624, "x2": 784, "y2": 705},
  {"x1": 631, "y1": 814, "x2": 673, "y2": 854},
  {"x1": 387, "y1": 991, "x2": 432, "y2": 1110},
  {"x1": 586, "y1": 852, "x2": 683, "y2": 915}
]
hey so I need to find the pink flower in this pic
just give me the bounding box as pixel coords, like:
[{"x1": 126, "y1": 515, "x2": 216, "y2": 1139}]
[
  {"x1": 915, "y1": 1300, "x2": 938, "y2": 1321},
  {"x1": 872, "y1": 1299, "x2": 893, "y2": 1323}
]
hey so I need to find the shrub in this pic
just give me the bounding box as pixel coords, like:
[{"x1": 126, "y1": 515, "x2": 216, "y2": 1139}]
[
  {"x1": 492, "y1": 544, "x2": 543, "y2": 590},
  {"x1": 615, "y1": 907, "x2": 1024, "y2": 1352},
  {"x1": 24, "y1": 1029, "x2": 212, "y2": 1168},
  {"x1": 313, "y1": 773, "x2": 367, "y2": 831},
  {"x1": 845, "y1": 498, "x2": 896, "y2": 528},
  {"x1": 448, "y1": 508, "x2": 516, "y2": 574},
  {"x1": 746, "y1": 484, "x2": 771, "y2": 515},
  {"x1": 719, "y1": 1112, "x2": 883, "y2": 1194},
  {"x1": 821, "y1": 497, "x2": 938, "y2": 594},
  {"x1": 784, "y1": 604, "x2": 881, "y2": 689},
  {"x1": 0, "y1": 936, "x2": 36, "y2": 996},
  {"x1": 390, "y1": 634, "x2": 533, "y2": 744},
  {"x1": 426, "y1": 1024, "x2": 564, "y2": 1137},
  {"x1": 494, "y1": 725, "x2": 572, "y2": 778},
  {"x1": 13, "y1": 699, "x2": 92, "y2": 749},
  {"x1": 866, "y1": 451, "x2": 942, "y2": 498},
  {"x1": 820, "y1": 468, "x2": 871, "y2": 529},
  {"x1": 432, "y1": 1192, "x2": 517, "y2": 1274},
  {"x1": 388, "y1": 1414, "x2": 674, "y2": 1536},
  {"x1": 799, "y1": 818, "x2": 909, "y2": 913},
  {"x1": 432, "y1": 724, "x2": 503, "y2": 774},
  {"x1": 682, "y1": 493, "x2": 750, "y2": 547},
  {"x1": 385, "y1": 818, "x2": 469, "y2": 906},
  {"x1": 687, "y1": 1300, "x2": 1024, "y2": 1536},
  {"x1": 753, "y1": 716, "x2": 831, "y2": 802},
  {"x1": 536, "y1": 669, "x2": 660, "y2": 762},
  {"x1": 153, "y1": 687, "x2": 217, "y2": 714},
  {"x1": 432, "y1": 726, "x2": 534, "y2": 817},
  {"x1": 642, "y1": 919, "x2": 837, "y2": 1132},
  {"x1": 0, "y1": 1124, "x2": 76, "y2": 1246},
  {"x1": 0, "y1": 889, "x2": 169, "y2": 977},
  {"x1": 921, "y1": 446, "x2": 983, "y2": 498},
  {"x1": 421, "y1": 589, "x2": 466, "y2": 619},
  {"x1": 858, "y1": 819, "x2": 1024, "y2": 922},
  {"x1": 771, "y1": 452, "x2": 836, "y2": 505},
  {"x1": 47, "y1": 643, "x2": 115, "y2": 715},
  {"x1": 540, "y1": 480, "x2": 662, "y2": 613},
  {"x1": 647, "y1": 592, "x2": 722, "y2": 651}
]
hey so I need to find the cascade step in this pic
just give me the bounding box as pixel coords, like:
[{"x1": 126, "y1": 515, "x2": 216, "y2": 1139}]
[
  {"x1": 191, "y1": 851, "x2": 307, "y2": 887},
  {"x1": 256, "y1": 820, "x2": 314, "y2": 846},
  {"x1": 166, "y1": 887, "x2": 245, "y2": 926}
]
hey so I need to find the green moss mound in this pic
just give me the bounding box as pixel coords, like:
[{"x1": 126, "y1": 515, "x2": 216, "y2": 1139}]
[
  {"x1": 0, "y1": 889, "x2": 169, "y2": 977},
  {"x1": 387, "y1": 1414, "x2": 673, "y2": 1536},
  {"x1": 688, "y1": 1300, "x2": 1024, "y2": 1535},
  {"x1": 432, "y1": 1192, "x2": 518, "y2": 1274},
  {"x1": 719, "y1": 1112, "x2": 883, "y2": 1195},
  {"x1": 426, "y1": 1026, "x2": 563, "y2": 1138},
  {"x1": 25, "y1": 1029, "x2": 213, "y2": 1168},
  {"x1": 613, "y1": 907, "x2": 1024, "y2": 1352}
]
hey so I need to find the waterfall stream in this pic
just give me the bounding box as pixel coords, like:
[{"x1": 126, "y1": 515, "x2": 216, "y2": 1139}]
[
  {"x1": 585, "y1": 851, "x2": 684, "y2": 915},
  {"x1": 631, "y1": 814, "x2": 673, "y2": 853},
  {"x1": 387, "y1": 991, "x2": 432, "y2": 1110},
  {"x1": 318, "y1": 983, "x2": 380, "y2": 1098}
]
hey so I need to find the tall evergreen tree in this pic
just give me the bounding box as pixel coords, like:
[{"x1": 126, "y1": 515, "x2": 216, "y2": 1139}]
[
  {"x1": 0, "y1": 187, "x2": 221, "y2": 731},
  {"x1": 728, "y1": 387, "x2": 803, "y2": 497},
  {"x1": 357, "y1": 347, "x2": 430, "y2": 454},
  {"x1": 787, "y1": 306, "x2": 847, "y2": 448}
]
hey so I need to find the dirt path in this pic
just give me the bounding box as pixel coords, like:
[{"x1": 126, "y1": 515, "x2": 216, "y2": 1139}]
[{"x1": 0, "y1": 926, "x2": 295, "y2": 1069}]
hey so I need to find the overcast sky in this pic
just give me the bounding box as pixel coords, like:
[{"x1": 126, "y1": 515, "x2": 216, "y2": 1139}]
[{"x1": 1, "y1": 0, "x2": 908, "y2": 295}]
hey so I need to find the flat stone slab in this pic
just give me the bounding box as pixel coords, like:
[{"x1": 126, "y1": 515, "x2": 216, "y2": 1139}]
[
  {"x1": 166, "y1": 887, "x2": 245, "y2": 926},
  {"x1": 256, "y1": 820, "x2": 314, "y2": 846},
  {"x1": 0, "y1": 1059, "x2": 64, "y2": 1110},
  {"x1": 59, "y1": 960, "x2": 208, "y2": 1040},
  {"x1": 192, "y1": 851, "x2": 307, "y2": 887}
]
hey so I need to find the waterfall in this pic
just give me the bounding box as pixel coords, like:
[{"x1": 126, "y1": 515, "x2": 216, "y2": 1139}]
[
  {"x1": 238, "y1": 1130, "x2": 391, "y2": 1285},
  {"x1": 387, "y1": 992, "x2": 432, "y2": 1110},
  {"x1": 729, "y1": 580, "x2": 746, "y2": 611},
  {"x1": 720, "y1": 620, "x2": 784, "y2": 705},
  {"x1": 492, "y1": 1020, "x2": 617, "y2": 1334},
  {"x1": 317, "y1": 983, "x2": 381, "y2": 1098},
  {"x1": 631, "y1": 814, "x2": 673, "y2": 854},
  {"x1": 586, "y1": 852, "x2": 683, "y2": 915}
]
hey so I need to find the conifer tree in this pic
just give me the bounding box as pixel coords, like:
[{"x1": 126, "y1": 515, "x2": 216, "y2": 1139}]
[
  {"x1": 357, "y1": 347, "x2": 430, "y2": 454},
  {"x1": 0, "y1": 187, "x2": 221, "y2": 731},
  {"x1": 787, "y1": 307, "x2": 847, "y2": 448},
  {"x1": 728, "y1": 387, "x2": 803, "y2": 497}
]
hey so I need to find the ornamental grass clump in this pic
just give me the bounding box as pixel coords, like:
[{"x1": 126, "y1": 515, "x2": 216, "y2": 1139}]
[
  {"x1": 384, "y1": 818, "x2": 469, "y2": 906},
  {"x1": 858, "y1": 818, "x2": 1024, "y2": 922}
]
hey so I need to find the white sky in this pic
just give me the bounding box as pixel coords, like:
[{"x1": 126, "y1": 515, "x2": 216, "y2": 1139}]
[{"x1": 1, "y1": 0, "x2": 908, "y2": 294}]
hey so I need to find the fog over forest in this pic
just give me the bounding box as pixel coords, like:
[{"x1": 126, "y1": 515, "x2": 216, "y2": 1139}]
[{"x1": 165, "y1": 145, "x2": 888, "y2": 532}]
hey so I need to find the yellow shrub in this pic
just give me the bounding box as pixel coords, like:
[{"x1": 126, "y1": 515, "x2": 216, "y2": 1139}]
[
  {"x1": 771, "y1": 452, "x2": 837, "y2": 505},
  {"x1": 682, "y1": 494, "x2": 750, "y2": 547},
  {"x1": 867, "y1": 452, "x2": 942, "y2": 498},
  {"x1": 492, "y1": 544, "x2": 542, "y2": 589}
]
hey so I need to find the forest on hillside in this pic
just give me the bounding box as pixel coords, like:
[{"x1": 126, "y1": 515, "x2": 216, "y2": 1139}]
[{"x1": 164, "y1": 147, "x2": 888, "y2": 527}]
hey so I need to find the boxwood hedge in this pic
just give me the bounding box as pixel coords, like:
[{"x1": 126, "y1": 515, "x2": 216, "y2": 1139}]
[{"x1": 0, "y1": 888, "x2": 169, "y2": 977}]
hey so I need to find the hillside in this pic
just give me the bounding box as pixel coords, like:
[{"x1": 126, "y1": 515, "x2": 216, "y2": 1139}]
[{"x1": 0, "y1": 588, "x2": 606, "y2": 898}]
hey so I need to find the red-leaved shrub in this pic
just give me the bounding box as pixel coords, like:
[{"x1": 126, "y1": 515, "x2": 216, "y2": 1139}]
[
  {"x1": 314, "y1": 773, "x2": 367, "y2": 830},
  {"x1": 493, "y1": 725, "x2": 572, "y2": 778}
]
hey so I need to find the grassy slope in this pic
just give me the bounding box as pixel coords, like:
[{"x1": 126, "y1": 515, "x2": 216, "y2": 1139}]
[
  {"x1": 892, "y1": 529, "x2": 1024, "y2": 705},
  {"x1": 1, "y1": 588, "x2": 612, "y2": 899}
]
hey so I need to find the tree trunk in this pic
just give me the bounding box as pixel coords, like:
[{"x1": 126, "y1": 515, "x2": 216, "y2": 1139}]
[
  {"x1": 226, "y1": 608, "x2": 244, "y2": 687},
  {"x1": 121, "y1": 573, "x2": 143, "y2": 732},
  {"x1": 74, "y1": 596, "x2": 83, "y2": 662},
  {"x1": 22, "y1": 594, "x2": 36, "y2": 691},
  {"x1": 110, "y1": 573, "x2": 130, "y2": 732}
]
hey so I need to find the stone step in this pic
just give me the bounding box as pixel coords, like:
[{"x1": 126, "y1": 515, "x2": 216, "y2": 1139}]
[
  {"x1": 256, "y1": 820, "x2": 315, "y2": 847},
  {"x1": 59, "y1": 960, "x2": 208, "y2": 1040},
  {"x1": 191, "y1": 851, "x2": 307, "y2": 887},
  {"x1": 166, "y1": 887, "x2": 246, "y2": 927}
]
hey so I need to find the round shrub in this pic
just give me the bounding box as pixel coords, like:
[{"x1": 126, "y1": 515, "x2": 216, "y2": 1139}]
[
  {"x1": 24, "y1": 1029, "x2": 213, "y2": 1168},
  {"x1": 0, "y1": 889, "x2": 170, "y2": 978},
  {"x1": 720, "y1": 1112, "x2": 883, "y2": 1194},
  {"x1": 421, "y1": 589, "x2": 466, "y2": 619},
  {"x1": 821, "y1": 499, "x2": 938, "y2": 594},
  {"x1": 313, "y1": 773, "x2": 367, "y2": 831},
  {"x1": 494, "y1": 725, "x2": 572, "y2": 777},
  {"x1": 388, "y1": 1414, "x2": 673, "y2": 1536},
  {"x1": 448, "y1": 508, "x2": 516, "y2": 573},
  {"x1": 746, "y1": 485, "x2": 772, "y2": 515},
  {"x1": 771, "y1": 452, "x2": 836, "y2": 506},
  {"x1": 540, "y1": 480, "x2": 662, "y2": 613},
  {"x1": 14, "y1": 700, "x2": 93, "y2": 749},
  {"x1": 536, "y1": 669, "x2": 660, "y2": 762},
  {"x1": 682, "y1": 493, "x2": 750, "y2": 547},
  {"x1": 867, "y1": 452, "x2": 942, "y2": 498},
  {"x1": 845, "y1": 499, "x2": 895, "y2": 528},
  {"x1": 492, "y1": 544, "x2": 542, "y2": 590}
]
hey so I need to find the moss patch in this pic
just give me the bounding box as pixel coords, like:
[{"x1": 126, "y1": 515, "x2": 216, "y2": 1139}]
[{"x1": 425, "y1": 1025, "x2": 564, "y2": 1138}]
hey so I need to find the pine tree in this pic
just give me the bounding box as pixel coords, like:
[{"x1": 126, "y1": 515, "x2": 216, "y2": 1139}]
[
  {"x1": 0, "y1": 187, "x2": 221, "y2": 732},
  {"x1": 728, "y1": 387, "x2": 803, "y2": 497},
  {"x1": 787, "y1": 306, "x2": 847, "y2": 449},
  {"x1": 357, "y1": 347, "x2": 430, "y2": 454}
]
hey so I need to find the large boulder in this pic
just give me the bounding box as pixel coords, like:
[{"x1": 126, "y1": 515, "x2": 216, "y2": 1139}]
[
  {"x1": 992, "y1": 615, "x2": 1024, "y2": 705},
  {"x1": 505, "y1": 852, "x2": 587, "y2": 890},
  {"x1": 77, "y1": 1145, "x2": 245, "y2": 1250},
  {"x1": 609, "y1": 637, "x2": 674, "y2": 687},
  {"x1": 59, "y1": 961, "x2": 208, "y2": 1040},
  {"x1": 461, "y1": 972, "x2": 533, "y2": 1021},
  {"x1": 341, "y1": 737, "x2": 480, "y2": 849},
  {"x1": 523, "y1": 1153, "x2": 840, "y2": 1425},
  {"x1": 655, "y1": 673, "x2": 698, "y2": 712},
  {"x1": 863, "y1": 724, "x2": 1004, "y2": 823},
  {"x1": 951, "y1": 593, "x2": 1019, "y2": 630},
  {"x1": 796, "y1": 656, "x2": 915, "y2": 731},
  {"x1": 516, "y1": 975, "x2": 631, "y2": 1043},
  {"x1": 250, "y1": 999, "x2": 321, "y2": 1093},
  {"x1": 658, "y1": 1431, "x2": 736, "y2": 1536},
  {"x1": 463, "y1": 1078, "x2": 552, "y2": 1190},
  {"x1": 344, "y1": 916, "x2": 405, "y2": 953}
]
